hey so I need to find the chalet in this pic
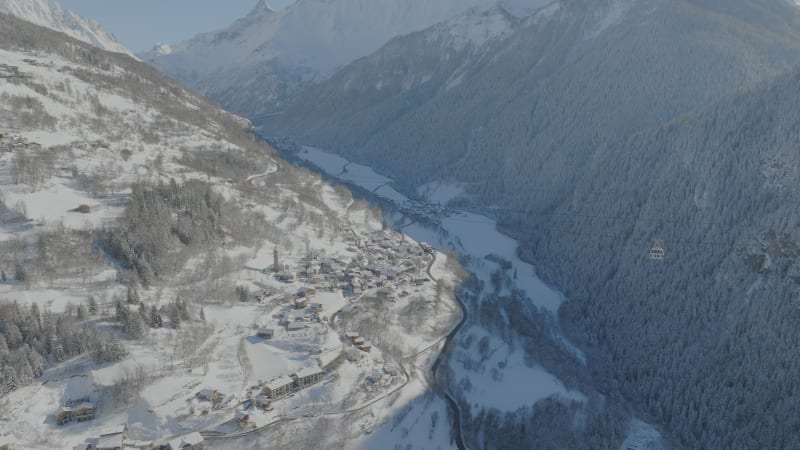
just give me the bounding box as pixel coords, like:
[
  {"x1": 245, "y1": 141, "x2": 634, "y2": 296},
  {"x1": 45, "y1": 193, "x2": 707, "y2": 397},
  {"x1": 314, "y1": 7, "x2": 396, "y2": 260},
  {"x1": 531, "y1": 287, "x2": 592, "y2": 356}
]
[
  {"x1": 293, "y1": 367, "x2": 324, "y2": 389},
  {"x1": 357, "y1": 341, "x2": 372, "y2": 353},
  {"x1": 56, "y1": 406, "x2": 74, "y2": 425},
  {"x1": 264, "y1": 376, "x2": 294, "y2": 400},
  {"x1": 165, "y1": 432, "x2": 205, "y2": 450},
  {"x1": 276, "y1": 271, "x2": 295, "y2": 282},
  {"x1": 96, "y1": 426, "x2": 127, "y2": 450},
  {"x1": 196, "y1": 389, "x2": 223, "y2": 404},
  {"x1": 287, "y1": 322, "x2": 307, "y2": 332},
  {"x1": 55, "y1": 399, "x2": 96, "y2": 426},
  {"x1": 254, "y1": 394, "x2": 272, "y2": 410},
  {"x1": 296, "y1": 287, "x2": 317, "y2": 298},
  {"x1": 235, "y1": 410, "x2": 251, "y2": 427},
  {"x1": 287, "y1": 309, "x2": 308, "y2": 322},
  {"x1": 293, "y1": 297, "x2": 309, "y2": 309},
  {"x1": 0, "y1": 436, "x2": 14, "y2": 450},
  {"x1": 383, "y1": 364, "x2": 400, "y2": 377},
  {"x1": 318, "y1": 350, "x2": 345, "y2": 371},
  {"x1": 353, "y1": 337, "x2": 366, "y2": 347},
  {"x1": 74, "y1": 402, "x2": 96, "y2": 422},
  {"x1": 319, "y1": 259, "x2": 335, "y2": 273},
  {"x1": 256, "y1": 328, "x2": 274, "y2": 339},
  {"x1": 76, "y1": 204, "x2": 101, "y2": 214},
  {"x1": 367, "y1": 370, "x2": 383, "y2": 384}
]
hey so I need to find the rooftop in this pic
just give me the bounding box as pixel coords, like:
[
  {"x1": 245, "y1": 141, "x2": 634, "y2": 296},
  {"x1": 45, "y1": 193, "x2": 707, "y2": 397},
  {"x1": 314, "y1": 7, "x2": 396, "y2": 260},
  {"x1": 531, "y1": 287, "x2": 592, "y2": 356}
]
[
  {"x1": 167, "y1": 431, "x2": 204, "y2": 449},
  {"x1": 295, "y1": 366, "x2": 323, "y2": 379},
  {"x1": 265, "y1": 376, "x2": 294, "y2": 390}
]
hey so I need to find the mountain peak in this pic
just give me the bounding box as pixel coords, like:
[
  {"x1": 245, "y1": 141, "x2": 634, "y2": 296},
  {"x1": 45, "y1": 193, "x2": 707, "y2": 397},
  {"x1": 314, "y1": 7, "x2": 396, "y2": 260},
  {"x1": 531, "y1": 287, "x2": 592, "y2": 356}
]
[{"x1": 248, "y1": 0, "x2": 274, "y2": 17}]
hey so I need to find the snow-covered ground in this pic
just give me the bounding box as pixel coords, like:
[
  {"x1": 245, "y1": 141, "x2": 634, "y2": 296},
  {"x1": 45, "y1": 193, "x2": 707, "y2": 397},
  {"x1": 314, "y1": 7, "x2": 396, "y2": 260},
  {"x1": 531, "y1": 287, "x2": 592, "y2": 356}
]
[
  {"x1": 620, "y1": 419, "x2": 667, "y2": 450},
  {"x1": 454, "y1": 328, "x2": 584, "y2": 414}
]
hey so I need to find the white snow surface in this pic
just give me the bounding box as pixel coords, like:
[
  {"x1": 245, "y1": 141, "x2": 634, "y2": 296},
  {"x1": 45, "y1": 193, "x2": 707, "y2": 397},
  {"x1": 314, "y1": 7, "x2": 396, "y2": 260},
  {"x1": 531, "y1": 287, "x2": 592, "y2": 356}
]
[
  {"x1": 0, "y1": 0, "x2": 134, "y2": 57},
  {"x1": 425, "y1": 5, "x2": 519, "y2": 51},
  {"x1": 456, "y1": 328, "x2": 585, "y2": 413},
  {"x1": 620, "y1": 418, "x2": 667, "y2": 450}
]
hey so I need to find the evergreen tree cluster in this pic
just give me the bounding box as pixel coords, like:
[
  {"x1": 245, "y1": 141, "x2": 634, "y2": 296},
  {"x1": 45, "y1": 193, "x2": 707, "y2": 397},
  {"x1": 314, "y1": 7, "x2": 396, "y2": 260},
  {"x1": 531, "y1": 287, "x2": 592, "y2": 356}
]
[
  {"x1": 108, "y1": 180, "x2": 225, "y2": 286},
  {"x1": 0, "y1": 300, "x2": 125, "y2": 397}
]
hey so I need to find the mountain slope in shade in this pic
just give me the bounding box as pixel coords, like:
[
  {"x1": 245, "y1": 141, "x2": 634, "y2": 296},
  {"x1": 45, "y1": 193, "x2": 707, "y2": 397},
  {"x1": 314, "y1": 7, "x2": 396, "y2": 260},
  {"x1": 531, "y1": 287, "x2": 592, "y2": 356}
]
[
  {"x1": 264, "y1": 0, "x2": 800, "y2": 199},
  {"x1": 0, "y1": 0, "x2": 133, "y2": 57},
  {"x1": 142, "y1": 0, "x2": 551, "y2": 116}
]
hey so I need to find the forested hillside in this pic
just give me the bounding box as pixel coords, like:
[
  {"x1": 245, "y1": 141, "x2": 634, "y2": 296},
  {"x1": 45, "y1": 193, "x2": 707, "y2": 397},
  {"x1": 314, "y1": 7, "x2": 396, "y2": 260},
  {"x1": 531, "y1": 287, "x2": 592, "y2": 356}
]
[
  {"x1": 262, "y1": 0, "x2": 800, "y2": 448},
  {"x1": 536, "y1": 67, "x2": 800, "y2": 449},
  {"x1": 265, "y1": 0, "x2": 800, "y2": 198}
]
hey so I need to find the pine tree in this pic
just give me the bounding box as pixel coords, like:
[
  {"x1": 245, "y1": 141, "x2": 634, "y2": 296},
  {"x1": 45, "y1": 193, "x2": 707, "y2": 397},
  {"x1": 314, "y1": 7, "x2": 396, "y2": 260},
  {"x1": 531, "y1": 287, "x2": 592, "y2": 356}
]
[
  {"x1": 96, "y1": 336, "x2": 127, "y2": 362},
  {"x1": 0, "y1": 270, "x2": 6, "y2": 282},
  {"x1": 125, "y1": 313, "x2": 147, "y2": 339},
  {"x1": 13, "y1": 262, "x2": 26, "y2": 284},
  {"x1": 199, "y1": 307, "x2": 206, "y2": 322},
  {"x1": 0, "y1": 335, "x2": 8, "y2": 360},
  {"x1": 64, "y1": 302, "x2": 75, "y2": 318},
  {"x1": 26, "y1": 347, "x2": 45, "y2": 378},
  {"x1": 169, "y1": 304, "x2": 181, "y2": 329},
  {"x1": 3, "y1": 365, "x2": 16, "y2": 393},
  {"x1": 76, "y1": 304, "x2": 87, "y2": 321},
  {"x1": 87, "y1": 296, "x2": 98, "y2": 315},
  {"x1": 177, "y1": 299, "x2": 189, "y2": 321},
  {"x1": 115, "y1": 298, "x2": 125, "y2": 322},
  {"x1": 53, "y1": 342, "x2": 65, "y2": 363},
  {"x1": 16, "y1": 359, "x2": 34, "y2": 386},
  {"x1": 127, "y1": 286, "x2": 140, "y2": 305},
  {"x1": 149, "y1": 305, "x2": 163, "y2": 329},
  {"x1": 138, "y1": 302, "x2": 147, "y2": 320},
  {"x1": 5, "y1": 323, "x2": 22, "y2": 348}
]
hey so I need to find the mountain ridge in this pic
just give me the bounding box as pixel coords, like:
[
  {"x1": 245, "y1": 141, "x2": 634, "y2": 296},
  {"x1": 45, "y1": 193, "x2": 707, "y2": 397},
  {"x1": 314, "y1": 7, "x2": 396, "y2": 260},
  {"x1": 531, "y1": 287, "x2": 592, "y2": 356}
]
[
  {"x1": 142, "y1": 0, "x2": 552, "y2": 116},
  {"x1": 0, "y1": 0, "x2": 133, "y2": 57}
]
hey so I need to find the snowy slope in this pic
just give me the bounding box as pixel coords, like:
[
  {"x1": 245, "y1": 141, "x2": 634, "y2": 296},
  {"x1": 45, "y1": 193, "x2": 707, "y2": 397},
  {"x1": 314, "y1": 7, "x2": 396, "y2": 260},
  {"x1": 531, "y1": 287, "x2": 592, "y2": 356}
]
[
  {"x1": 143, "y1": 0, "x2": 551, "y2": 116},
  {"x1": 0, "y1": 0, "x2": 133, "y2": 57},
  {"x1": 0, "y1": 13, "x2": 465, "y2": 450}
]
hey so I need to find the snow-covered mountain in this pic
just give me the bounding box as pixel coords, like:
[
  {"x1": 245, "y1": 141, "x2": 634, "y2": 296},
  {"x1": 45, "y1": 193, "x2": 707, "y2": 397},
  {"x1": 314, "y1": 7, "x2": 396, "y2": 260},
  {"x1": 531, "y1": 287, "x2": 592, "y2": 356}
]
[
  {"x1": 0, "y1": 0, "x2": 132, "y2": 57},
  {"x1": 142, "y1": 0, "x2": 551, "y2": 116}
]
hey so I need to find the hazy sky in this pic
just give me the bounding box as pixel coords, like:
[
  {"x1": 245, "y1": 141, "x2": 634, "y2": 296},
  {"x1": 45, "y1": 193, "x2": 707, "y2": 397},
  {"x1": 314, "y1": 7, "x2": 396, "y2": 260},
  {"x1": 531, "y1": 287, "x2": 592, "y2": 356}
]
[{"x1": 60, "y1": 0, "x2": 295, "y2": 53}]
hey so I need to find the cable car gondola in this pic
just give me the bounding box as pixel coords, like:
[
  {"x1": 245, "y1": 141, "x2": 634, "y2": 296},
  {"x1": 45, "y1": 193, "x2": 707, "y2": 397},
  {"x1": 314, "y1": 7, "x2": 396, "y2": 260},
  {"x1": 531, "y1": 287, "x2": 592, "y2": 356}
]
[{"x1": 649, "y1": 240, "x2": 665, "y2": 261}]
